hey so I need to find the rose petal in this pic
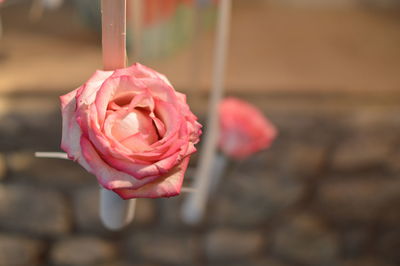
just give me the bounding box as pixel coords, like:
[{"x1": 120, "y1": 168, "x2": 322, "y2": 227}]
[
  {"x1": 112, "y1": 157, "x2": 190, "y2": 199},
  {"x1": 80, "y1": 136, "x2": 159, "y2": 190},
  {"x1": 103, "y1": 108, "x2": 158, "y2": 151},
  {"x1": 152, "y1": 116, "x2": 166, "y2": 138},
  {"x1": 87, "y1": 115, "x2": 150, "y2": 165},
  {"x1": 120, "y1": 132, "x2": 153, "y2": 152},
  {"x1": 103, "y1": 146, "x2": 182, "y2": 180},
  {"x1": 95, "y1": 75, "x2": 146, "y2": 126},
  {"x1": 60, "y1": 90, "x2": 81, "y2": 158},
  {"x1": 76, "y1": 70, "x2": 113, "y2": 108},
  {"x1": 112, "y1": 63, "x2": 173, "y2": 87},
  {"x1": 152, "y1": 99, "x2": 181, "y2": 142},
  {"x1": 137, "y1": 78, "x2": 178, "y2": 105}
]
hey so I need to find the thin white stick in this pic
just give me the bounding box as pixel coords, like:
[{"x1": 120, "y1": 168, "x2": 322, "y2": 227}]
[
  {"x1": 35, "y1": 152, "x2": 69, "y2": 160},
  {"x1": 181, "y1": 0, "x2": 232, "y2": 225},
  {"x1": 181, "y1": 187, "x2": 196, "y2": 193}
]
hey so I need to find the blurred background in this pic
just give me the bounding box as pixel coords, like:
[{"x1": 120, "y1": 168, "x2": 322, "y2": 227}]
[{"x1": 0, "y1": 0, "x2": 400, "y2": 265}]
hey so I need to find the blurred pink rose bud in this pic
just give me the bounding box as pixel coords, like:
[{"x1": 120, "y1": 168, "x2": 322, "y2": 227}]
[
  {"x1": 219, "y1": 97, "x2": 277, "y2": 160},
  {"x1": 60, "y1": 63, "x2": 202, "y2": 199}
]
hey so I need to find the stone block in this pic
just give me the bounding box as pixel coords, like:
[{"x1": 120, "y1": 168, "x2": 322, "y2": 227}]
[
  {"x1": 273, "y1": 213, "x2": 339, "y2": 265},
  {"x1": 72, "y1": 186, "x2": 105, "y2": 233},
  {"x1": 125, "y1": 231, "x2": 198, "y2": 265},
  {"x1": 275, "y1": 143, "x2": 327, "y2": 180},
  {"x1": 331, "y1": 136, "x2": 392, "y2": 171},
  {"x1": 0, "y1": 153, "x2": 6, "y2": 180},
  {"x1": 316, "y1": 178, "x2": 400, "y2": 224},
  {"x1": 205, "y1": 228, "x2": 264, "y2": 261},
  {"x1": 134, "y1": 198, "x2": 157, "y2": 226},
  {"x1": 0, "y1": 234, "x2": 44, "y2": 266},
  {"x1": 210, "y1": 172, "x2": 303, "y2": 226},
  {"x1": 0, "y1": 184, "x2": 71, "y2": 235},
  {"x1": 157, "y1": 196, "x2": 182, "y2": 226},
  {"x1": 376, "y1": 230, "x2": 400, "y2": 264},
  {"x1": 6, "y1": 152, "x2": 95, "y2": 189},
  {"x1": 340, "y1": 227, "x2": 370, "y2": 258},
  {"x1": 50, "y1": 236, "x2": 117, "y2": 266}
]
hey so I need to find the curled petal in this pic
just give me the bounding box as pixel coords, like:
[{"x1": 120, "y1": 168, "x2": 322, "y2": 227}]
[
  {"x1": 76, "y1": 70, "x2": 113, "y2": 108},
  {"x1": 60, "y1": 90, "x2": 92, "y2": 171},
  {"x1": 95, "y1": 76, "x2": 147, "y2": 126},
  {"x1": 80, "y1": 137, "x2": 159, "y2": 190},
  {"x1": 112, "y1": 157, "x2": 190, "y2": 199},
  {"x1": 112, "y1": 63, "x2": 173, "y2": 87},
  {"x1": 60, "y1": 89, "x2": 79, "y2": 156}
]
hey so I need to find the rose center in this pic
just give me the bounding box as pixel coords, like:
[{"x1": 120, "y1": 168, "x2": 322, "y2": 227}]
[{"x1": 111, "y1": 109, "x2": 158, "y2": 150}]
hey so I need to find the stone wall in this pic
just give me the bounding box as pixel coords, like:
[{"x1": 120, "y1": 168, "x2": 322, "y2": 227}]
[{"x1": 0, "y1": 91, "x2": 399, "y2": 266}]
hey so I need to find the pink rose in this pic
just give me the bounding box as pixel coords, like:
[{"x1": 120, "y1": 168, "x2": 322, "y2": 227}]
[
  {"x1": 60, "y1": 63, "x2": 201, "y2": 199},
  {"x1": 219, "y1": 97, "x2": 277, "y2": 160}
]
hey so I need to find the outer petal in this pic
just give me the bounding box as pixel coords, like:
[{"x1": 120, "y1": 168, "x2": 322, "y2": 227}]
[
  {"x1": 60, "y1": 89, "x2": 91, "y2": 171},
  {"x1": 76, "y1": 70, "x2": 113, "y2": 108},
  {"x1": 61, "y1": 70, "x2": 111, "y2": 169},
  {"x1": 72, "y1": 70, "x2": 113, "y2": 138},
  {"x1": 105, "y1": 150, "x2": 180, "y2": 179},
  {"x1": 138, "y1": 78, "x2": 178, "y2": 105},
  {"x1": 103, "y1": 155, "x2": 160, "y2": 179},
  {"x1": 152, "y1": 99, "x2": 182, "y2": 144},
  {"x1": 175, "y1": 91, "x2": 202, "y2": 143},
  {"x1": 112, "y1": 157, "x2": 190, "y2": 199},
  {"x1": 60, "y1": 88, "x2": 79, "y2": 156},
  {"x1": 80, "y1": 136, "x2": 160, "y2": 190},
  {"x1": 135, "y1": 63, "x2": 173, "y2": 86},
  {"x1": 112, "y1": 63, "x2": 173, "y2": 87}
]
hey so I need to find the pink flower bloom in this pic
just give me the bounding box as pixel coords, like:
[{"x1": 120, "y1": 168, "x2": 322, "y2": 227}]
[
  {"x1": 219, "y1": 97, "x2": 277, "y2": 160},
  {"x1": 60, "y1": 63, "x2": 201, "y2": 199}
]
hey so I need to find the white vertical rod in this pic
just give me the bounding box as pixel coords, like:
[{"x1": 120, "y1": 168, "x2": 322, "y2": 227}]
[{"x1": 181, "y1": 0, "x2": 232, "y2": 225}]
